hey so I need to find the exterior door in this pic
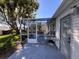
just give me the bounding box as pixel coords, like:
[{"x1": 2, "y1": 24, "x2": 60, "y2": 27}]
[{"x1": 60, "y1": 15, "x2": 71, "y2": 59}]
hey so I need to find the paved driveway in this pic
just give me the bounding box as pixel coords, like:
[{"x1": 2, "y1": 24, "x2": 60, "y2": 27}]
[{"x1": 8, "y1": 44, "x2": 66, "y2": 59}]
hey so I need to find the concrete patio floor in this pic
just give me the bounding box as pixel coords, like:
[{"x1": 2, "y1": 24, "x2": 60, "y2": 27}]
[{"x1": 8, "y1": 43, "x2": 66, "y2": 59}]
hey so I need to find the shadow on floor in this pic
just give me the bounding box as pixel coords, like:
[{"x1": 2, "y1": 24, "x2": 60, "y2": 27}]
[{"x1": 8, "y1": 43, "x2": 66, "y2": 59}]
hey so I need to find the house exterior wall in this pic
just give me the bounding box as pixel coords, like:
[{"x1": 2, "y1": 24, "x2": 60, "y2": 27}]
[
  {"x1": 71, "y1": 15, "x2": 79, "y2": 59},
  {"x1": 0, "y1": 30, "x2": 2, "y2": 35},
  {"x1": 55, "y1": 8, "x2": 73, "y2": 49},
  {"x1": 55, "y1": 9, "x2": 73, "y2": 59},
  {"x1": 54, "y1": 0, "x2": 79, "y2": 59}
]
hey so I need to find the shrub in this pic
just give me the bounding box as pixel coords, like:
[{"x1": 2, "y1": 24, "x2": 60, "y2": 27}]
[
  {"x1": 0, "y1": 34, "x2": 20, "y2": 50},
  {"x1": 14, "y1": 35, "x2": 20, "y2": 41},
  {"x1": 11, "y1": 35, "x2": 20, "y2": 46},
  {"x1": 0, "y1": 34, "x2": 12, "y2": 49}
]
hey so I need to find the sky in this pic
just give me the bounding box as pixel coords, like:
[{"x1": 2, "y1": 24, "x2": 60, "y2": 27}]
[{"x1": 36, "y1": 0, "x2": 63, "y2": 18}]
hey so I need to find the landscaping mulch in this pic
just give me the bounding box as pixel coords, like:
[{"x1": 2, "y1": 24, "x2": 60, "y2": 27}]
[
  {"x1": 0, "y1": 40, "x2": 26, "y2": 59},
  {"x1": 0, "y1": 46, "x2": 16, "y2": 59},
  {"x1": 0, "y1": 43, "x2": 23, "y2": 59}
]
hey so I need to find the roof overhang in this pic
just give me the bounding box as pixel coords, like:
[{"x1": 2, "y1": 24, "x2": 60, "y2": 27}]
[{"x1": 53, "y1": 0, "x2": 74, "y2": 18}]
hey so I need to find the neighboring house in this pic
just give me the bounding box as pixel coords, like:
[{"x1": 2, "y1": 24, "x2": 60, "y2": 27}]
[
  {"x1": 0, "y1": 12, "x2": 10, "y2": 35},
  {"x1": 34, "y1": 18, "x2": 50, "y2": 35},
  {"x1": 49, "y1": 0, "x2": 79, "y2": 59},
  {"x1": 40, "y1": 21, "x2": 48, "y2": 35}
]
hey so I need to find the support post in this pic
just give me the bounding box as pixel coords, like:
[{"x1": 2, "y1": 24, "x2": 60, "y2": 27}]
[
  {"x1": 27, "y1": 19, "x2": 29, "y2": 42},
  {"x1": 36, "y1": 21, "x2": 38, "y2": 42}
]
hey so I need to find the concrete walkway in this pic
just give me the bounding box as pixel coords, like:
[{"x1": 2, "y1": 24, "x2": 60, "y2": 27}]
[{"x1": 8, "y1": 43, "x2": 66, "y2": 59}]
